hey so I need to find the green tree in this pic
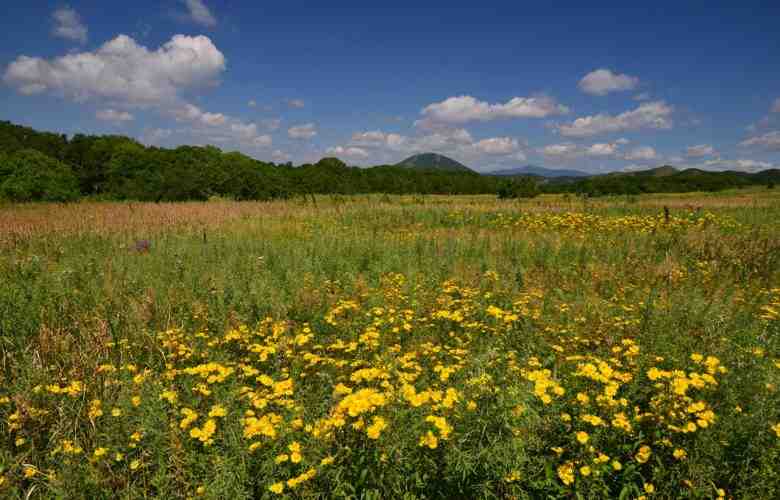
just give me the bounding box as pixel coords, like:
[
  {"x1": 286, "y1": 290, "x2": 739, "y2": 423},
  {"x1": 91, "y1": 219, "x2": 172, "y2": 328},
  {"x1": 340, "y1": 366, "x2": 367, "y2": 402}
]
[
  {"x1": 498, "y1": 177, "x2": 540, "y2": 199},
  {"x1": 0, "y1": 149, "x2": 80, "y2": 202}
]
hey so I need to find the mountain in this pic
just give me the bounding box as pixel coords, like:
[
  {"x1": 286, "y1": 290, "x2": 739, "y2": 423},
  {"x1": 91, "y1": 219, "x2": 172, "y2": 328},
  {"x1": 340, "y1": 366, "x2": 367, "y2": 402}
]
[
  {"x1": 396, "y1": 153, "x2": 474, "y2": 173},
  {"x1": 625, "y1": 165, "x2": 679, "y2": 177},
  {"x1": 484, "y1": 165, "x2": 590, "y2": 178}
]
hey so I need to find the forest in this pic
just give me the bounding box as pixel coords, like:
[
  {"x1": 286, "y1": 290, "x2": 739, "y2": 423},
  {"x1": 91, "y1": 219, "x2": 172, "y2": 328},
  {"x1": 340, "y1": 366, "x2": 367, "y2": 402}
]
[{"x1": 0, "y1": 120, "x2": 776, "y2": 202}]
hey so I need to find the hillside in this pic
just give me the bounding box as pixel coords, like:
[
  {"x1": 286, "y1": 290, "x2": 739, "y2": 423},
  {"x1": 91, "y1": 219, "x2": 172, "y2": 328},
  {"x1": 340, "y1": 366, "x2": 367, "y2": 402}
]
[
  {"x1": 545, "y1": 165, "x2": 780, "y2": 196},
  {"x1": 396, "y1": 153, "x2": 474, "y2": 173}
]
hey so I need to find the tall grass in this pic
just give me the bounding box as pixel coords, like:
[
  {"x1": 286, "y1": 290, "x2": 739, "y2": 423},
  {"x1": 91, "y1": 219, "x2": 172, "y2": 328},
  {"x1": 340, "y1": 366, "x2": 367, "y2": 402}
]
[{"x1": 0, "y1": 189, "x2": 778, "y2": 498}]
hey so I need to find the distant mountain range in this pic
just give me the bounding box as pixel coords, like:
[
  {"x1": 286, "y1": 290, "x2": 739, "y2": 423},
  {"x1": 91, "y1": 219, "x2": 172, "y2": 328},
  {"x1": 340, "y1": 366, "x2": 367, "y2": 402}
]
[
  {"x1": 397, "y1": 154, "x2": 591, "y2": 177},
  {"x1": 484, "y1": 165, "x2": 590, "y2": 178},
  {"x1": 396, "y1": 153, "x2": 474, "y2": 173},
  {"x1": 394, "y1": 154, "x2": 779, "y2": 188}
]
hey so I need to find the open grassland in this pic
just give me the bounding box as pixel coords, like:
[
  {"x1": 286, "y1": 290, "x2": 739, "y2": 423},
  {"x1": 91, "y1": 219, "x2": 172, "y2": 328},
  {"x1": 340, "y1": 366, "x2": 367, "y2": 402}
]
[{"x1": 1, "y1": 189, "x2": 779, "y2": 499}]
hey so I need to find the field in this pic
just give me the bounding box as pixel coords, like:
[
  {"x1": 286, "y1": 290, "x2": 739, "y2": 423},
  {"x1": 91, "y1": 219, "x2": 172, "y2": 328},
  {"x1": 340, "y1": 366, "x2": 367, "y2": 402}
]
[{"x1": 1, "y1": 189, "x2": 779, "y2": 499}]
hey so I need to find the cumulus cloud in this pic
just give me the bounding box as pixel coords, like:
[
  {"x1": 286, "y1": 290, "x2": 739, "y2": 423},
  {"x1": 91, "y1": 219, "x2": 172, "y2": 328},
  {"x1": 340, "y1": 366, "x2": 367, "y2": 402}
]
[
  {"x1": 173, "y1": 103, "x2": 226, "y2": 126},
  {"x1": 412, "y1": 129, "x2": 476, "y2": 152},
  {"x1": 739, "y1": 130, "x2": 780, "y2": 151},
  {"x1": 52, "y1": 6, "x2": 88, "y2": 44},
  {"x1": 171, "y1": 103, "x2": 272, "y2": 148},
  {"x1": 585, "y1": 143, "x2": 619, "y2": 156},
  {"x1": 351, "y1": 130, "x2": 408, "y2": 150},
  {"x1": 624, "y1": 146, "x2": 657, "y2": 161},
  {"x1": 469, "y1": 137, "x2": 519, "y2": 155},
  {"x1": 287, "y1": 99, "x2": 305, "y2": 108},
  {"x1": 540, "y1": 142, "x2": 580, "y2": 160},
  {"x1": 685, "y1": 144, "x2": 716, "y2": 158},
  {"x1": 96, "y1": 109, "x2": 134, "y2": 124},
  {"x1": 540, "y1": 140, "x2": 653, "y2": 162},
  {"x1": 2, "y1": 33, "x2": 282, "y2": 154},
  {"x1": 325, "y1": 146, "x2": 369, "y2": 159},
  {"x1": 417, "y1": 94, "x2": 568, "y2": 128},
  {"x1": 3, "y1": 34, "x2": 225, "y2": 104},
  {"x1": 271, "y1": 150, "x2": 291, "y2": 163},
  {"x1": 288, "y1": 123, "x2": 317, "y2": 139},
  {"x1": 349, "y1": 128, "x2": 469, "y2": 154},
  {"x1": 251, "y1": 135, "x2": 273, "y2": 148},
  {"x1": 557, "y1": 101, "x2": 674, "y2": 138},
  {"x1": 579, "y1": 69, "x2": 639, "y2": 96},
  {"x1": 342, "y1": 127, "x2": 527, "y2": 167},
  {"x1": 248, "y1": 99, "x2": 257, "y2": 108},
  {"x1": 731, "y1": 159, "x2": 774, "y2": 171},
  {"x1": 182, "y1": 0, "x2": 217, "y2": 28}
]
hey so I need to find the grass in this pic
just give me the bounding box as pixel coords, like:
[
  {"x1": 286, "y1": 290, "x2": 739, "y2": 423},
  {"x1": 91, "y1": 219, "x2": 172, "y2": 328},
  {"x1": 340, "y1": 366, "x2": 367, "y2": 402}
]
[{"x1": 0, "y1": 189, "x2": 779, "y2": 498}]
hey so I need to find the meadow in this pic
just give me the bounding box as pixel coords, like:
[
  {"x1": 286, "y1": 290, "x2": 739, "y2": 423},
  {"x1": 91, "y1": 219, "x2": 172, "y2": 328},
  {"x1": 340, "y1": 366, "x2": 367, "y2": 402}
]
[{"x1": 0, "y1": 189, "x2": 778, "y2": 499}]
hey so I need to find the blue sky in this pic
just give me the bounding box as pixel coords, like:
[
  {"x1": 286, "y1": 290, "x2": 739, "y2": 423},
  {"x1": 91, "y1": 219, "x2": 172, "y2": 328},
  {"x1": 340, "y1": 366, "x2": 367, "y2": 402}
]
[{"x1": 1, "y1": 1, "x2": 779, "y2": 173}]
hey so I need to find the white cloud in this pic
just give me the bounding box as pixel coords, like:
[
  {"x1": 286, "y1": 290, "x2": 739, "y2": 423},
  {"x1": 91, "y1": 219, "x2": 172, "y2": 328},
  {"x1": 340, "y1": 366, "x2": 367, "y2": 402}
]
[
  {"x1": 541, "y1": 141, "x2": 627, "y2": 159},
  {"x1": 173, "y1": 103, "x2": 226, "y2": 126},
  {"x1": 350, "y1": 128, "x2": 473, "y2": 154},
  {"x1": 732, "y1": 159, "x2": 773, "y2": 171},
  {"x1": 341, "y1": 128, "x2": 529, "y2": 167},
  {"x1": 248, "y1": 99, "x2": 257, "y2": 108},
  {"x1": 414, "y1": 129, "x2": 474, "y2": 151},
  {"x1": 288, "y1": 123, "x2": 317, "y2": 139},
  {"x1": 351, "y1": 130, "x2": 393, "y2": 146},
  {"x1": 170, "y1": 103, "x2": 273, "y2": 148},
  {"x1": 260, "y1": 118, "x2": 281, "y2": 131},
  {"x1": 578, "y1": 69, "x2": 639, "y2": 96},
  {"x1": 511, "y1": 151, "x2": 528, "y2": 162},
  {"x1": 615, "y1": 137, "x2": 630, "y2": 145},
  {"x1": 96, "y1": 109, "x2": 134, "y2": 124},
  {"x1": 251, "y1": 135, "x2": 273, "y2": 148},
  {"x1": 739, "y1": 130, "x2": 780, "y2": 151},
  {"x1": 685, "y1": 144, "x2": 716, "y2": 158},
  {"x1": 470, "y1": 137, "x2": 519, "y2": 155},
  {"x1": 182, "y1": 0, "x2": 217, "y2": 28},
  {"x1": 287, "y1": 99, "x2": 305, "y2": 108},
  {"x1": 624, "y1": 146, "x2": 657, "y2": 161},
  {"x1": 351, "y1": 130, "x2": 408, "y2": 150},
  {"x1": 417, "y1": 94, "x2": 568, "y2": 128},
  {"x1": 52, "y1": 6, "x2": 88, "y2": 44},
  {"x1": 772, "y1": 98, "x2": 780, "y2": 113},
  {"x1": 228, "y1": 122, "x2": 259, "y2": 140},
  {"x1": 271, "y1": 150, "x2": 291, "y2": 163},
  {"x1": 3, "y1": 34, "x2": 225, "y2": 105},
  {"x1": 585, "y1": 143, "x2": 618, "y2": 156},
  {"x1": 540, "y1": 140, "x2": 655, "y2": 162},
  {"x1": 557, "y1": 101, "x2": 674, "y2": 138},
  {"x1": 2, "y1": 33, "x2": 282, "y2": 154},
  {"x1": 541, "y1": 142, "x2": 580, "y2": 160},
  {"x1": 325, "y1": 146, "x2": 369, "y2": 160}
]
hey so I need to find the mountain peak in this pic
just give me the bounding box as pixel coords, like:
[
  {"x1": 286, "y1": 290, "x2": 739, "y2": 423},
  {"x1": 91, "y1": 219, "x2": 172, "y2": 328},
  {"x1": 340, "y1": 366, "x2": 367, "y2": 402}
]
[{"x1": 396, "y1": 153, "x2": 473, "y2": 172}]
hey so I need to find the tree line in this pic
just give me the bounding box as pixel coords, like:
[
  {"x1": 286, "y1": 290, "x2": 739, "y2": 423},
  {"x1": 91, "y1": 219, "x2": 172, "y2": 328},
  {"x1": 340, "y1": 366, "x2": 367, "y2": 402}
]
[
  {"x1": 0, "y1": 120, "x2": 776, "y2": 202},
  {"x1": 0, "y1": 121, "x2": 505, "y2": 202}
]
